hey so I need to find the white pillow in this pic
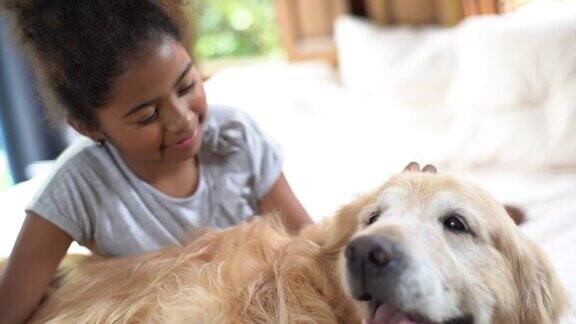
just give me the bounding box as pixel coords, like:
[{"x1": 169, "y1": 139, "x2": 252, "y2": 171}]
[
  {"x1": 334, "y1": 15, "x2": 456, "y2": 106},
  {"x1": 442, "y1": 5, "x2": 576, "y2": 170}
]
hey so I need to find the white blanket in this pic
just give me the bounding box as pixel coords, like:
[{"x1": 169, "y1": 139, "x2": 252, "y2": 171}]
[{"x1": 205, "y1": 61, "x2": 576, "y2": 321}]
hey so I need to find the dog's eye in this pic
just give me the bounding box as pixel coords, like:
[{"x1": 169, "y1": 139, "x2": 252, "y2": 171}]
[
  {"x1": 443, "y1": 214, "x2": 468, "y2": 233},
  {"x1": 366, "y1": 210, "x2": 381, "y2": 226}
]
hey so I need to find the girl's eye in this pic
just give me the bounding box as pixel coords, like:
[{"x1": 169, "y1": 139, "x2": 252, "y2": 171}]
[
  {"x1": 138, "y1": 109, "x2": 158, "y2": 125},
  {"x1": 366, "y1": 210, "x2": 381, "y2": 226},
  {"x1": 177, "y1": 82, "x2": 195, "y2": 97},
  {"x1": 443, "y1": 214, "x2": 469, "y2": 233}
]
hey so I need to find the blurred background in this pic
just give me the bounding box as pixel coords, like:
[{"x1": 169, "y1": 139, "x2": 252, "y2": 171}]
[{"x1": 0, "y1": 0, "x2": 563, "y2": 189}]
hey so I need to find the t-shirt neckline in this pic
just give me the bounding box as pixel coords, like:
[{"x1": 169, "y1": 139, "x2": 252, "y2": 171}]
[{"x1": 105, "y1": 143, "x2": 207, "y2": 203}]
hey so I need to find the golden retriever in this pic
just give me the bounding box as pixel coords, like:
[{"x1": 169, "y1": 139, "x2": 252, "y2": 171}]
[{"x1": 31, "y1": 163, "x2": 568, "y2": 323}]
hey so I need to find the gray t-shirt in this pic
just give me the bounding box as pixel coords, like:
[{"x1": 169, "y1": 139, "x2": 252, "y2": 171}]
[{"x1": 27, "y1": 106, "x2": 283, "y2": 257}]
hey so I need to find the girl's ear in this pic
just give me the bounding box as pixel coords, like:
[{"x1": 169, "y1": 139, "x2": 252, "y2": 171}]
[{"x1": 67, "y1": 116, "x2": 104, "y2": 142}]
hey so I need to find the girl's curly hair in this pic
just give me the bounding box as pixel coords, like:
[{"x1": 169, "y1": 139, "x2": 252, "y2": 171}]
[{"x1": 2, "y1": 0, "x2": 193, "y2": 126}]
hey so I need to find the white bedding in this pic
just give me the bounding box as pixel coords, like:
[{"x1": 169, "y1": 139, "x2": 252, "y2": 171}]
[{"x1": 204, "y1": 61, "x2": 576, "y2": 321}]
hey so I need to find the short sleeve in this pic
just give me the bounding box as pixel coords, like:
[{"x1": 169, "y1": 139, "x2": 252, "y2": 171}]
[
  {"x1": 26, "y1": 155, "x2": 95, "y2": 246},
  {"x1": 240, "y1": 112, "x2": 284, "y2": 199}
]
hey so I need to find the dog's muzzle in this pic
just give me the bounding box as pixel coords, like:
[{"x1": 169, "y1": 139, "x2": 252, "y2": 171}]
[
  {"x1": 345, "y1": 235, "x2": 473, "y2": 324},
  {"x1": 345, "y1": 235, "x2": 405, "y2": 301}
]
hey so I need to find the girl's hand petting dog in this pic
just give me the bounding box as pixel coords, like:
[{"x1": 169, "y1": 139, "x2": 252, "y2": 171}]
[{"x1": 403, "y1": 162, "x2": 526, "y2": 225}]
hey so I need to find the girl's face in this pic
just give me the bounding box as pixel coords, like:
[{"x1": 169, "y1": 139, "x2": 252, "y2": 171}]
[{"x1": 85, "y1": 37, "x2": 207, "y2": 171}]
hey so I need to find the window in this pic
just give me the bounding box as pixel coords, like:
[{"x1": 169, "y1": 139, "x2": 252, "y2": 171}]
[
  {"x1": 195, "y1": 0, "x2": 280, "y2": 60},
  {"x1": 193, "y1": 0, "x2": 281, "y2": 76},
  {"x1": 0, "y1": 125, "x2": 13, "y2": 191}
]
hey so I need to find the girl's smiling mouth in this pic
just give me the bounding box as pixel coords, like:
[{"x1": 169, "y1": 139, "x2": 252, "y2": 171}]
[{"x1": 165, "y1": 128, "x2": 200, "y2": 150}]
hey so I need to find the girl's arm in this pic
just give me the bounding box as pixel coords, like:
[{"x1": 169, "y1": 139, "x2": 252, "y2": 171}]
[
  {"x1": 260, "y1": 172, "x2": 313, "y2": 233},
  {"x1": 0, "y1": 212, "x2": 72, "y2": 324}
]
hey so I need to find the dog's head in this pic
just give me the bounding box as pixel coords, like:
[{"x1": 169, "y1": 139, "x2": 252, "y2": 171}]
[{"x1": 315, "y1": 164, "x2": 568, "y2": 324}]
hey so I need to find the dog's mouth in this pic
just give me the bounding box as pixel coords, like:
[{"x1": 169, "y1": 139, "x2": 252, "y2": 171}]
[{"x1": 369, "y1": 300, "x2": 473, "y2": 324}]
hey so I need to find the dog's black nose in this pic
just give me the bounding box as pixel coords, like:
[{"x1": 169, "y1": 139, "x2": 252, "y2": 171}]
[
  {"x1": 346, "y1": 235, "x2": 396, "y2": 269},
  {"x1": 345, "y1": 236, "x2": 403, "y2": 302}
]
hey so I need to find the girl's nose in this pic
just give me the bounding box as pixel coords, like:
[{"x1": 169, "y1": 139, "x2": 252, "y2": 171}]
[{"x1": 164, "y1": 98, "x2": 192, "y2": 133}]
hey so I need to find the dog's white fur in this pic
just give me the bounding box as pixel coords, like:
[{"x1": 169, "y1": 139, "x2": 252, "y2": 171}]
[
  {"x1": 31, "y1": 170, "x2": 569, "y2": 323},
  {"x1": 338, "y1": 171, "x2": 569, "y2": 323}
]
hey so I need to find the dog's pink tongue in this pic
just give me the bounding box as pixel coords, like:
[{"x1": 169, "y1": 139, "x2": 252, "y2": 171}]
[{"x1": 369, "y1": 304, "x2": 416, "y2": 324}]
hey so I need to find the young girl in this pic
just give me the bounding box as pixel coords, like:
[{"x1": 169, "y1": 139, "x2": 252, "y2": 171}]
[{"x1": 0, "y1": 1, "x2": 312, "y2": 322}]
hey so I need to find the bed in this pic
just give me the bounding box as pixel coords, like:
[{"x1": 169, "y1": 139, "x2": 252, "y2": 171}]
[
  {"x1": 1, "y1": 0, "x2": 575, "y2": 321},
  {"x1": 207, "y1": 1, "x2": 576, "y2": 320}
]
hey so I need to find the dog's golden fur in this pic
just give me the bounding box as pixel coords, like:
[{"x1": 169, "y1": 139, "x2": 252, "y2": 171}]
[
  {"x1": 31, "y1": 214, "x2": 361, "y2": 323},
  {"x1": 30, "y1": 170, "x2": 569, "y2": 323}
]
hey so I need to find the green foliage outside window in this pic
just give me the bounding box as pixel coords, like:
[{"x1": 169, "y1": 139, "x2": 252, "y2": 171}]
[{"x1": 193, "y1": 0, "x2": 281, "y2": 60}]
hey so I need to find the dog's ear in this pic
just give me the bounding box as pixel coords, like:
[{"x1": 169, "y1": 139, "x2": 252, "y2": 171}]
[
  {"x1": 503, "y1": 234, "x2": 569, "y2": 323},
  {"x1": 303, "y1": 190, "x2": 380, "y2": 257},
  {"x1": 503, "y1": 204, "x2": 526, "y2": 225}
]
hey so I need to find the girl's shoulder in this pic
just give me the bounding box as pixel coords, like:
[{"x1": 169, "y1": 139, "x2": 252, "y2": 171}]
[
  {"x1": 202, "y1": 105, "x2": 265, "y2": 156},
  {"x1": 31, "y1": 137, "x2": 125, "y2": 201},
  {"x1": 205, "y1": 105, "x2": 255, "y2": 129},
  {"x1": 201, "y1": 106, "x2": 284, "y2": 199},
  {"x1": 46, "y1": 137, "x2": 117, "y2": 178}
]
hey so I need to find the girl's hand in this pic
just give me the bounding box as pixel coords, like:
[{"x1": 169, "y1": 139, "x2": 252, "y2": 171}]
[
  {"x1": 403, "y1": 162, "x2": 437, "y2": 173},
  {"x1": 403, "y1": 162, "x2": 526, "y2": 225}
]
